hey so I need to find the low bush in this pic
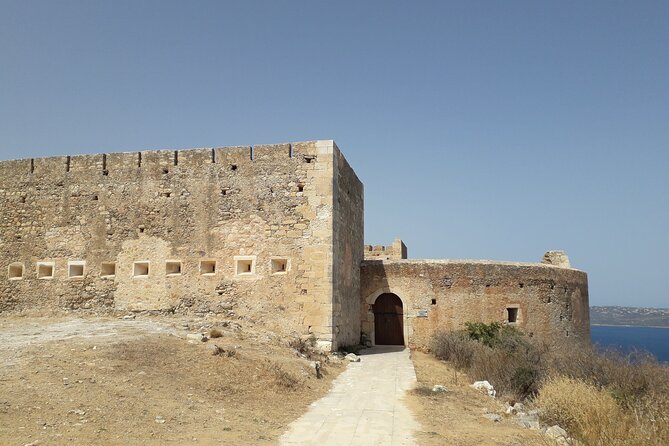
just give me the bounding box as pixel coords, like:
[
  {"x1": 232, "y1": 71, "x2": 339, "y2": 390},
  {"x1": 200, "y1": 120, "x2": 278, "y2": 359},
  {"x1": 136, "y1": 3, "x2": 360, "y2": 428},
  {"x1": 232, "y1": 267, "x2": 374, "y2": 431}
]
[
  {"x1": 209, "y1": 328, "x2": 223, "y2": 339},
  {"x1": 431, "y1": 323, "x2": 544, "y2": 399},
  {"x1": 429, "y1": 323, "x2": 669, "y2": 445},
  {"x1": 288, "y1": 335, "x2": 318, "y2": 358},
  {"x1": 430, "y1": 330, "x2": 477, "y2": 369}
]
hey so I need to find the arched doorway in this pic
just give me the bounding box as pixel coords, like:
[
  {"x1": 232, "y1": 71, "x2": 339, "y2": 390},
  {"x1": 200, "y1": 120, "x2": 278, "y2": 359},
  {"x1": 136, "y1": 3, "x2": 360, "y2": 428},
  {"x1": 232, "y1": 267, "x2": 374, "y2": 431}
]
[{"x1": 373, "y1": 293, "x2": 404, "y2": 345}]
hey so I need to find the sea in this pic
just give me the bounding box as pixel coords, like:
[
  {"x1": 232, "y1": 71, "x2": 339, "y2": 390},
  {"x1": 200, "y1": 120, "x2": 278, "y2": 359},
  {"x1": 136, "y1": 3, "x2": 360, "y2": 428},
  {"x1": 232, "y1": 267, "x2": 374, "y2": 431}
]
[{"x1": 590, "y1": 325, "x2": 669, "y2": 363}]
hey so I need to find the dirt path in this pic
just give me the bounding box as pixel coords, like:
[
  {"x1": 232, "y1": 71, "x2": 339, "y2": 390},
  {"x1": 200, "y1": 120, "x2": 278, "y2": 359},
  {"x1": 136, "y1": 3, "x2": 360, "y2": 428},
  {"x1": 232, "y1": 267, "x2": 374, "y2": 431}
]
[{"x1": 0, "y1": 316, "x2": 343, "y2": 446}]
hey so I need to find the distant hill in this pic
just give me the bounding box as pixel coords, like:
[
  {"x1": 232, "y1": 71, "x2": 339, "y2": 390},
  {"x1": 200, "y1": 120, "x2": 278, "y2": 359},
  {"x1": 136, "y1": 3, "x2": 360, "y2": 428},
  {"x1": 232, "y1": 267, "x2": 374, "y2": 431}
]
[{"x1": 590, "y1": 306, "x2": 669, "y2": 327}]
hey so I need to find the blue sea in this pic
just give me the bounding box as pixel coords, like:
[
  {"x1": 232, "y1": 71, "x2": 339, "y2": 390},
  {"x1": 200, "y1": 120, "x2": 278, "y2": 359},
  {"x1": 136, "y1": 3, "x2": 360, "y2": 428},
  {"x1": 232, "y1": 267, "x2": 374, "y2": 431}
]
[{"x1": 591, "y1": 325, "x2": 669, "y2": 363}]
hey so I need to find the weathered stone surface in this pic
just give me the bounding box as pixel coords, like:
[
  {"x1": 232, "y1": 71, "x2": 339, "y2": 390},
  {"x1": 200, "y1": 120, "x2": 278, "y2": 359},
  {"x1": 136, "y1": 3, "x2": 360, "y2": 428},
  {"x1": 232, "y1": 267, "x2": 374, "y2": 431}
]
[
  {"x1": 0, "y1": 138, "x2": 589, "y2": 353},
  {"x1": 0, "y1": 141, "x2": 363, "y2": 351},
  {"x1": 545, "y1": 425, "x2": 570, "y2": 444},
  {"x1": 360, "y1": 256, "x2": 590, "y2": 349},
  {"x1": 542, "y1": 251, "x2": 571, "y2": 268}
]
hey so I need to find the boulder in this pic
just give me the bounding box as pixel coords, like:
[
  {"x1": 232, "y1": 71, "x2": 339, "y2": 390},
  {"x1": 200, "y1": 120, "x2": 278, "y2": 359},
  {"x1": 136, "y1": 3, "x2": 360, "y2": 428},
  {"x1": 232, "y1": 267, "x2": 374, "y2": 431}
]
[
  {"x1": 516, "y1": 414, "x2": 540, "y2": 430},
  {"x1": 431, "y1": 385, "x2": 448, "y2": 393},
  {"x1": 471, "y1": 380, "x2": 496, "y2": 397},
  {"x1": 345, "y1": 353, "x2": 361, "y2": 362},
  {"x1": 505, "y1": 402, "x2": 524, "y2": 415},
  {"x1": 186, "y1": 333, "x2": 208, "y2": 342},
  {"x1": 545, "y1": 425, "x2": 570, "y2": 445}
]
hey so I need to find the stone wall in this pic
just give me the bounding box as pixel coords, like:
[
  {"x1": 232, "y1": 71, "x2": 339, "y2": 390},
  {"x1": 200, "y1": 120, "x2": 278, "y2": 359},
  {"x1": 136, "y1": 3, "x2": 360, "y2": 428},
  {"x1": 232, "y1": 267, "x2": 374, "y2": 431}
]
[
  {"x1": 331, "y1": 144, "x2": 364, "y2": 348},
  {"x1": 360, "y1": 256, "x2": 590, "y2": 349},
  {"x1": 0, "y1": 140, "x2": 361, "y2": 348},
  {"x1": 364, "y1": 239, "x2": 407, "y2": 260}
]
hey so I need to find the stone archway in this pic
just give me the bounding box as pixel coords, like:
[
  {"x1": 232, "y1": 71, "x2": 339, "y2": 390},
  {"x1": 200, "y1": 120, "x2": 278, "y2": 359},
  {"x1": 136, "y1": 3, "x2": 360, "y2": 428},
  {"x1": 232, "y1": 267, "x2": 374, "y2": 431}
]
[{"x1": 373, "y1": 293, "x2": 405, "y2": 345}]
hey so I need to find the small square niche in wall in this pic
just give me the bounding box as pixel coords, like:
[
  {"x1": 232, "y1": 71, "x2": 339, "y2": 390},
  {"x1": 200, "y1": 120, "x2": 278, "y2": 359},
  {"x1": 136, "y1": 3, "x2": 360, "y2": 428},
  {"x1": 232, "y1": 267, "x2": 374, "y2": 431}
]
[
  {"x1": 8, "y1": 263, "x2": 24, "y2": 280},
  {"x1": 133, "y1": 261, "x2": 150, "y2": 278},
  {"x1": 101, "y1": 262, "x2": 116, "y2": 277},
  {"x1": 271, "y1": 258, "x2": 289, "y2": 274},
  {"x1": 166, "y1": 261, "x2": 182, "y2": 276},
  {"x1": 68, "y1": 261, "x2": 85, "y2": 279},
  {"x1": 199, "y1": 260, "x2": 216, "y2": 275},
  {"x1": 37, "y1": 262, "x2": 55, "y2": 279},
  {"x1": 235, "y1": 256, "x2": 255, "y2": 275},
  {"x1": 507, "y1": 307, "x2": 519, "y2": 323}
]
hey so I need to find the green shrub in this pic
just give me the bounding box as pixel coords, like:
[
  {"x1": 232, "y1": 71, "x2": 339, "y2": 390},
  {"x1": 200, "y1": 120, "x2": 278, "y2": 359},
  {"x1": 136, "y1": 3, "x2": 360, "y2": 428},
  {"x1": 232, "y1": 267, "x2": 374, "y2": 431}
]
[
  {"x1": 464, "y1": 322, "x2": 502, "y2": 347},
  {"x1": 431, "y1": 323, "x2": 545, "y2": 399}
]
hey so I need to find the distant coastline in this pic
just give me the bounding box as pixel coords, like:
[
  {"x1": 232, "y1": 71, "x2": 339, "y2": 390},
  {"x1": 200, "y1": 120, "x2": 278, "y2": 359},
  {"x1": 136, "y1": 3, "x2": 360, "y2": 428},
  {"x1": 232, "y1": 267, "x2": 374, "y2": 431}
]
[
  {"x1": 591, "y1": 323, "x2": 669, "y2": 329},
  {"x1": 590, "y1": 306, "x2": 669, "y2": 328}
]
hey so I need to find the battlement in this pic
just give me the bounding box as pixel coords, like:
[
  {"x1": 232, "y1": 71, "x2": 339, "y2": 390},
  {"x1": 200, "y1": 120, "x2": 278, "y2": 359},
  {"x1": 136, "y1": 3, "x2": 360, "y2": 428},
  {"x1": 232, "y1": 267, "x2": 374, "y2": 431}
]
[
  {"x1": 364, "y1": 239, "x2": 407, "y2": 260},
  {"x1": 0, "y1": 140, "x2": 336, "y2": 178}
]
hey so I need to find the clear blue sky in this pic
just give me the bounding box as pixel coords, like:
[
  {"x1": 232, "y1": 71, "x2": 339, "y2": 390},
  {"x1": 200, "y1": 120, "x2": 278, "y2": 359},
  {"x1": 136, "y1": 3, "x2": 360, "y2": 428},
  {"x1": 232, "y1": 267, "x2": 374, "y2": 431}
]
[{"x1": 1, "y1": 1, "x2": 667, "y2": 308}]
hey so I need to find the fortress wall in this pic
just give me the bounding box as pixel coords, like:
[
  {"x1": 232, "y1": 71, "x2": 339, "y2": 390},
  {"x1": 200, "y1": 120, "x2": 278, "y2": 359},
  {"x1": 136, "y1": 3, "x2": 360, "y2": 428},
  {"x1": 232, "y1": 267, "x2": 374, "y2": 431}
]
[
  {"x1": 364, "y1": 239, "x2": 407, "y2": 260},
  {"x1": 332, "y1": 143, "x2": 364, "y2": 349},
  {"x1": 0, "y1": 140, "x2": 346, "y2": 345},
  {"x1": 360, "y1": 260, "x2": 590, "y2": 348}
]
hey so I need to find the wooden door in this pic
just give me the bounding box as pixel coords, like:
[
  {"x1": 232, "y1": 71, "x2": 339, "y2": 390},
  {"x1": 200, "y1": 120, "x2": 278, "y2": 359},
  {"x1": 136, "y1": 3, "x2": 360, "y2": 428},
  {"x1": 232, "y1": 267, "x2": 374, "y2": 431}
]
[{"x1": 373, "y1": 293, "x2": 404, "y2": 345}]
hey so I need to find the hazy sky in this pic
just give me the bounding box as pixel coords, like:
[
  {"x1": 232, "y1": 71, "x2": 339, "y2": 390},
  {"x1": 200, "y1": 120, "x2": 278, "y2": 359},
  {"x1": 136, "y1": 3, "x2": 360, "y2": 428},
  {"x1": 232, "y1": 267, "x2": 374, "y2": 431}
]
[{"x1": 1, "y1": 1, "x2": 667, "y2": 308}]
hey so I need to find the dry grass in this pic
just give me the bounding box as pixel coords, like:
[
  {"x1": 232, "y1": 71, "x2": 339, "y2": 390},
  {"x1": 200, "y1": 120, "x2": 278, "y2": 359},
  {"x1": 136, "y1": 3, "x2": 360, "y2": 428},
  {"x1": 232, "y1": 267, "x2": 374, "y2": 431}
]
[
  {"x1": 535, "y1": 376, "x2": 669, "y2": 446},
  {"x1": 536, "y1": 376, "x2": 629, "y2": 445},
  {"x1": 408, "y1": 351, "x2": 546, "y2": 446},
  {"x1": 0, "y1": 317, "x2": 346, "y2": 446},
  {"x1": 429, "y1": 324, "x2": 669, "y2": 446}
]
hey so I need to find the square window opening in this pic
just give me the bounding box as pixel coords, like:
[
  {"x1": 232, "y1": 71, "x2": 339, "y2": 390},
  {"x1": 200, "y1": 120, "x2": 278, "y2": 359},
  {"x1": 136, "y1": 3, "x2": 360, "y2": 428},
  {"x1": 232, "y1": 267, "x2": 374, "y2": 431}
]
[
  {"x1": 37, "y1": 262, "x2": 54, "y2": 279},
  {"x1": 133, "y1": 262, "x2": 150, "y2": 277},
  {"x1": 200, "y1": 260, "x2": 216, "y2": 275},
  {"x1": 166, "y1": 261, "x2": 182, "y2": 276},
  {"x1": 101, "y1": 262, "x2": 116, "y2": 277},
  {"x1": 68, "y1": 262, "x2": 85, "y2": 279},
  {"x1": 271, "y1": 258, "x2": 288, "y2": 274},
  {"x1": 507, "y1": 307, "x2": 519, "y2": 323},
  {"x1": 431, "y1": 298, "x2": 437, "y2": 305},
  {"x1": 8, "y1": 263, "x2": 24, "y2": 280}
]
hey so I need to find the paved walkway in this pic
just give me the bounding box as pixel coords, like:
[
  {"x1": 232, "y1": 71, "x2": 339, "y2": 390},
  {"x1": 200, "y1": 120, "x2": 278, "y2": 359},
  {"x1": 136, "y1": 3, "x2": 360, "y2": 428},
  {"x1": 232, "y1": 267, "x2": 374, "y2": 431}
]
[{"x1": 280, "y1": 346, "x2": 419, "y2": 446}]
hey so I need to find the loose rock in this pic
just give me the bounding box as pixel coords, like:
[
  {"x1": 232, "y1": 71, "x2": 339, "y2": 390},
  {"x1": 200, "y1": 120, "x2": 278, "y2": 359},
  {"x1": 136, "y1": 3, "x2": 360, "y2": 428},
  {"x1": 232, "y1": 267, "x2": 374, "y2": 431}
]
[
  {"x1": 186, "y1": 333, "x2": 207, "y2": 342},
  {"x1": 471, "y1": 380, "x2": 496, "y2": 397},
  {"x1": 345, "y1": 353, "x2": 360, "y2": 362}
]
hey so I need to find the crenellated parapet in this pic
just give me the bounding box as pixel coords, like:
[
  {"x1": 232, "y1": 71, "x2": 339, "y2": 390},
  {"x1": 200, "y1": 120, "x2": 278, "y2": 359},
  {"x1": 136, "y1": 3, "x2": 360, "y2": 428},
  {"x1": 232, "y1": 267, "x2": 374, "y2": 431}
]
[
  {"x1": 0, "y1": 142, "x2": 325, "y2": 179},
  {"x1": 364, "y1": 239, "x2": 407, "y2": 260}
]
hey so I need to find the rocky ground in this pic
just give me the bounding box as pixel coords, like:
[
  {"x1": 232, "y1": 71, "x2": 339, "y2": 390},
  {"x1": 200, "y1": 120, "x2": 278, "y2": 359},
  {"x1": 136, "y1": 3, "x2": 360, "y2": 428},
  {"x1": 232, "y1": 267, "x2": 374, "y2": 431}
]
[
  {"x1": 1, "y1": 315, "x2": 581, "y2": 446},
  {"x1": 408, "y1": 351, "x2": 563, "y2": 446},
  {"x1": 0, "y1": 315, "x2": 343, "y2": 446}
]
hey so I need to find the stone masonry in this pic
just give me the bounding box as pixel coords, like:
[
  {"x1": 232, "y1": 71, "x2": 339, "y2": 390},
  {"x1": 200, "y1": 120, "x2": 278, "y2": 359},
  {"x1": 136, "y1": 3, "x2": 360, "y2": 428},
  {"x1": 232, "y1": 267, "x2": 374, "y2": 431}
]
[
  {"x1": 0, "y1": 140, "x2": 589, "y2": 350},
  {"x1": 0, "y1": 140, "x2": 362, "y2": 351},
  {"x1": 361, "y1": 243, "x2": 590, "y2": 348}
]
